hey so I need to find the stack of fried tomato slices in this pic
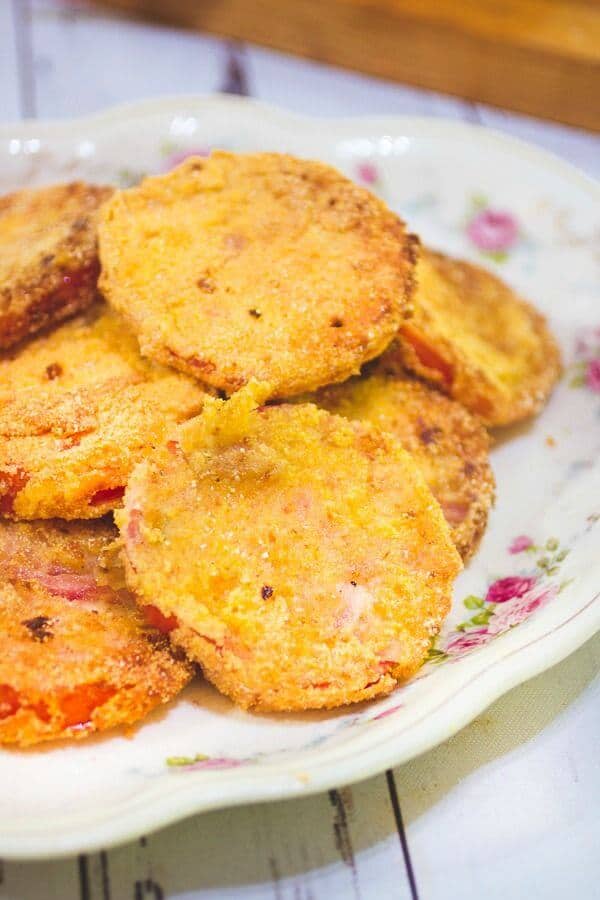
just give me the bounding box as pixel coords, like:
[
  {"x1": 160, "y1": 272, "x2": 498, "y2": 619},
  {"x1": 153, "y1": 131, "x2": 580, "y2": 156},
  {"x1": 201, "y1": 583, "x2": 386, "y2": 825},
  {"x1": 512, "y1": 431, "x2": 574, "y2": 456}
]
[{"x1": 0, "y1": 154, "x2": 561, "y2": 744}]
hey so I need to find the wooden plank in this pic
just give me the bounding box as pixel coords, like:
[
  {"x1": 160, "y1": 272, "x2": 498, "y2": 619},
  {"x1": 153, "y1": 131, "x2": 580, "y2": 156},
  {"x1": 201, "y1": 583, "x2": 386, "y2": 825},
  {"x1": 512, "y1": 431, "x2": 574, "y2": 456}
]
[
  {"x1": 0, "y1": 0, "x2": 26, "y2": 119},
  {"x1": 98, "y1": 779, "x2": 413, "y2": 898},
  {"x1": 370, "y1": 0, "x2": 600, "y2": 60},
  {"x1": 29, "y1": 0, "x2": 225, "y2": 118},
  {"x1": 0, "y1": 777, "x2": 415, "y2": 898},
  {"x1": 0, "y1": 857, "x2": 81, "y2": 899},
  {"x1": 397, "y1": 632, "x2": 600, "y2": 899},
  {"x1": 97, "y1": 0, "x2": 600, "y2": 131}
]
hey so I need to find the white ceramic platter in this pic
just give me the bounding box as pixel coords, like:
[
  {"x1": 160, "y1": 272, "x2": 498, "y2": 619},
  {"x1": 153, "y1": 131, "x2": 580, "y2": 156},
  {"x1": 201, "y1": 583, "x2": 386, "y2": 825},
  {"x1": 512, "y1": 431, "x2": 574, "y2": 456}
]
[{"x1": 1, "y1": 96, "x2": 599, "y2": 860}]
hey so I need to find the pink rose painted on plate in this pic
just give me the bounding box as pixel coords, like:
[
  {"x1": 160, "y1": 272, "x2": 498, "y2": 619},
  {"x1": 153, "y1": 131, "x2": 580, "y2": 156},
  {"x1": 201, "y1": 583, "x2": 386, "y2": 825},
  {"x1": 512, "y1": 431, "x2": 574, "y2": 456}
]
[
  {"x1": 444, "y1": 628, "x2": 490, "y2": 656},
  {"x1": 356, "y1": 161, "x2": 379, "y2": 185},
  {"x1": 429, "y1": 534, "x2": 570, "y2": 663},
  {"x1": 487, "y1": 585, "x2": 558, "y2": 636},
  {"x1": 509, "y1": 535, "x2": 534, "y2": 554},
  {"x1": 467, "y1": 209, "x2": 519, "y2": 253},
  {"x1": 485, "y1": 575, "x2": 537, "y2": 604}
]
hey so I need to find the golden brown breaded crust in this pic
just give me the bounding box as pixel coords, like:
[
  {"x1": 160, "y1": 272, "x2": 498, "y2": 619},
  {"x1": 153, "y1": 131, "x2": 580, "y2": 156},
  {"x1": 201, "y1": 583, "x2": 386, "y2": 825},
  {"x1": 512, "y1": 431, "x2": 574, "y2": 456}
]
[
  {"x1": 310, "y1": 370, "x2": 495, "y2": 562},
  {"x1": 0, "y1": 182, "x2": 112, "y2": 349},
  {"x1": 380, "y1": 248, "x2": 562, "y2": 426},
  {"x1": 118, "y1": 384, "x2": 461, "y2": 712},
  {"x1": 0, "y1": 302, "x2": 206, "y2": 519},
  {"x1": 98, "y1": 152, "x2": 417, "y2": 398},
  {"x1": 0, "y1": 518, "x2": 193, "y2": 747}
]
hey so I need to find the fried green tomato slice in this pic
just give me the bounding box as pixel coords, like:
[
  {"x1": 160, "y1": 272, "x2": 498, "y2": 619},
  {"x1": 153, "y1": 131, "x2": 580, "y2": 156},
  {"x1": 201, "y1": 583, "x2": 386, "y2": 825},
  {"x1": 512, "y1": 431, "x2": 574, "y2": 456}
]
[
  {"x1": 380, "y1": 248, "x2": 562, "y2": 426},
  {"x1": 0, "y1": 518, "x2": 193, "y2": 746},
  {"x1": 118, "y1": 384, "x2": 461, "y2": 712},
  {"x1": 0, "y1": 302, "x2": 206, "y2": 519},
  {"x1": 309, "y1": 371, "x2": 495, "y2": 562},
  {"x1": 0, "y1": 182, "x2": 112, "y2": 349},
  {"x1": 98, "y1": 152, "x2": 417, "y2": 398}
]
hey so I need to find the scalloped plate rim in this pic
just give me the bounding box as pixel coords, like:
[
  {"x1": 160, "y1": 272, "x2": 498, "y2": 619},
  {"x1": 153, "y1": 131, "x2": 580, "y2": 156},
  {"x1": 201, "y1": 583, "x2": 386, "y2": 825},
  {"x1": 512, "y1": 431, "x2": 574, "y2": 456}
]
[{"x1": 2, "y1": 92, "x2": 599, "y2": 197}]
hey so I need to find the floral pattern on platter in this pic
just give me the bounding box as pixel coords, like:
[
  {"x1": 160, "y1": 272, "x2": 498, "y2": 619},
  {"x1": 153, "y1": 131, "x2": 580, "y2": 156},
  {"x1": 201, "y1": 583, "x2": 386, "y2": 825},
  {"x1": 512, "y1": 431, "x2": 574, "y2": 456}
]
[
  {"x1": 427, "y1": 536, "x2": 570, "y2": 662},
  {"x1": 465, "y1": 194, "x2": 520, "y2": 262},
  {"x1": 355, "y1": 160, "x2": 380, "y2": 187},
  {"x1": 164, "y1": 707, "x2": 370, "y2": 772},
  {"x1": 569, "y1": 328, "x2": 600, "y2": 393}
]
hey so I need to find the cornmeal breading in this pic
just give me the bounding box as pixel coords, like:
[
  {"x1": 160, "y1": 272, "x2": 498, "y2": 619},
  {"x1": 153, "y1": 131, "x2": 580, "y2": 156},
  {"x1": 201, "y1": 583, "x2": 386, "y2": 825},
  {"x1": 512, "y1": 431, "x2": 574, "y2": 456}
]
[
  {"x1": 0, "y1": 518, "x2": 193, "y2": 746},
  {"x1": 0, "y1": 182, "x2": 112, "y2": 349},
  {"x1": 310, "y1": 370, "x2": 495, "y2": 561},
  {"x1": 0, "y1": 302, "x2": 206, "y2": 519},
  {"x1": 381, "y1": 248, "x2": 562, "y2": 426},
  {"x1": 98, "y1": 152, "x2": 417, "y2": 397},
  {"x1": 118, "y1": 384, "x2": 461, "y2": 712}
]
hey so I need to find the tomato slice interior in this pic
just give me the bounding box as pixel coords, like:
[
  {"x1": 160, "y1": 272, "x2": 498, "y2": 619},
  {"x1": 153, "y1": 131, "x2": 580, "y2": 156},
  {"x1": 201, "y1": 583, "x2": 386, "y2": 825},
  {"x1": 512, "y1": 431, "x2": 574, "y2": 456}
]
[
  {"x1": 60, "y1": 682, "x2": 116, "y2": 728},
  {"x1": 144, "y1": 604, "x2": 179, "y2": 633},
  {"x1": 401, "y1": 325, "x2": 454, "y2": 389}
]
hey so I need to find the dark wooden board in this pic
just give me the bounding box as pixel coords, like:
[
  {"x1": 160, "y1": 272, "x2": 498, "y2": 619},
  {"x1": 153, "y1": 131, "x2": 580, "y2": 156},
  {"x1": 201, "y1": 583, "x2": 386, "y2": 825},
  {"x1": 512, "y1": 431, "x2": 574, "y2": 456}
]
[{"x1": 97, "y1": 0, "x2": 600, "y2": 131}]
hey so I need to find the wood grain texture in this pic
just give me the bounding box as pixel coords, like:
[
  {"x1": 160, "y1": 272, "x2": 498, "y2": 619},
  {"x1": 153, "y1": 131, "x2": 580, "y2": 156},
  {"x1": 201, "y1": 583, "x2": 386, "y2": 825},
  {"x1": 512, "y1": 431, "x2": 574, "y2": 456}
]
[
  {"x1": 78, "y1": 780, "x2": 413, "y2": 898},
  {"x1": 96, "y1": 0, "x2": 600, "y2": 130}
]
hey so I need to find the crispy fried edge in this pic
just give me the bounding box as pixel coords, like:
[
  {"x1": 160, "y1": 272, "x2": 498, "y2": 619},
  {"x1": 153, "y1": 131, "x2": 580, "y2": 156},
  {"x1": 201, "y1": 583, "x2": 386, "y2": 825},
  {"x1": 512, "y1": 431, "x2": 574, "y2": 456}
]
[
  {"x1": 312, "y1": 369, "x2": 495, "y2": 562},
  {"x1": 0, "y1": 182, "x2": 113, "y2": 349},
  {"x1": 0, "y1": 519, "x2": 193, "y2": 746},
  {"x1": 387, "y1": 248, "x2": 562, "y2": 426}
]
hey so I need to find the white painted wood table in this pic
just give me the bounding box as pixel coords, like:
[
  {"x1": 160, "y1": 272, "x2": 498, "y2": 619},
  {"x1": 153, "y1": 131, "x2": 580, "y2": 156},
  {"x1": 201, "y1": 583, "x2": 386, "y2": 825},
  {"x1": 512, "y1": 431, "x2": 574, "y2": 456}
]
[{"x1": 1, "y1": 2, "x2": 599, "y2": 897}]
